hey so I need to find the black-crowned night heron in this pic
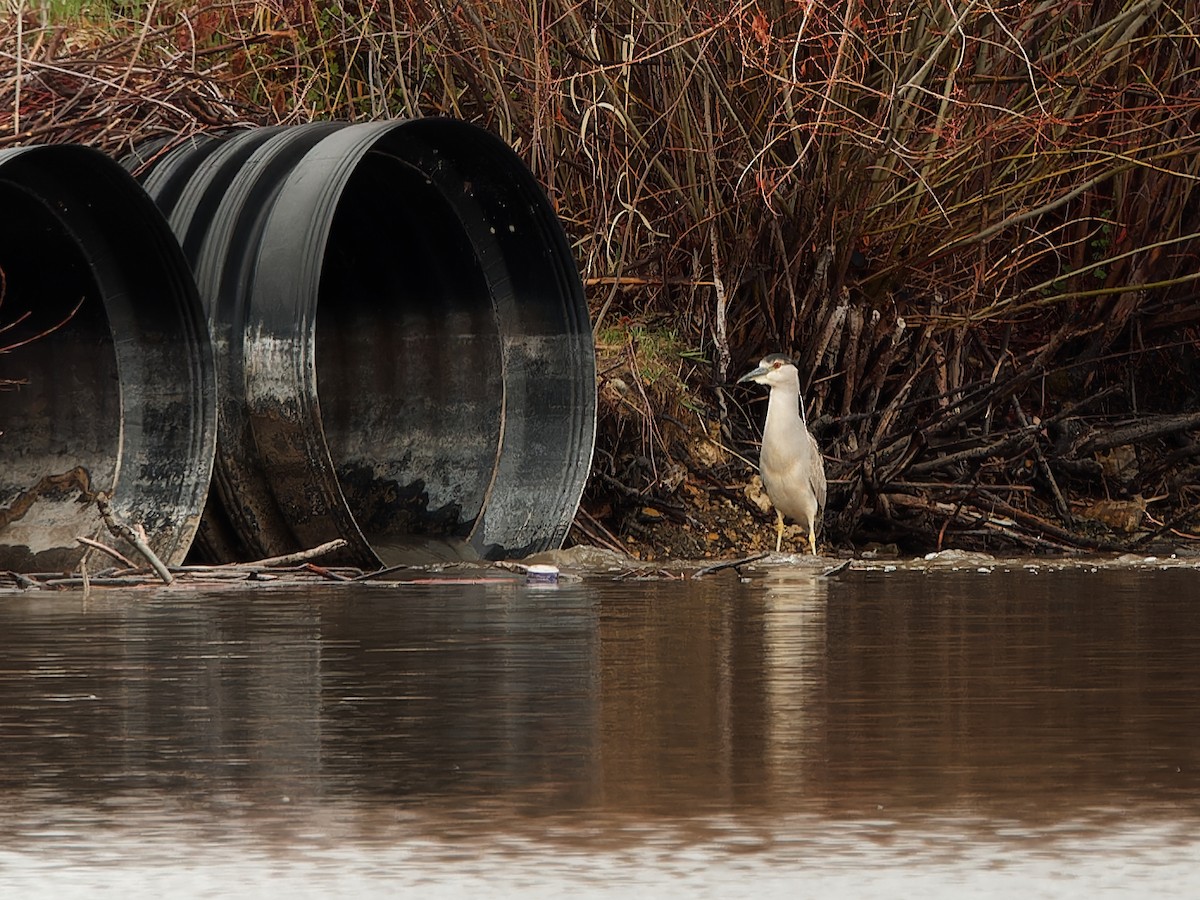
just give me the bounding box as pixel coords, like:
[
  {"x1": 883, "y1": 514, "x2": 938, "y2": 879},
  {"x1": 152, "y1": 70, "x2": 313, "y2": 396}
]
[{"x1": 738, "y1": 353, "x2": 827, "y2": 555}]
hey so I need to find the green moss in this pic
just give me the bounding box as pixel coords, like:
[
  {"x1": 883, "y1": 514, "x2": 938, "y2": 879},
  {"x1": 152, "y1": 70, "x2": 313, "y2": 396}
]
[
  {"x1": 36, "y1": 1, "x2": 140, "y2": 24},
  {"x1": 596, "y1": 323, "x2": 707, "y2": 388}
]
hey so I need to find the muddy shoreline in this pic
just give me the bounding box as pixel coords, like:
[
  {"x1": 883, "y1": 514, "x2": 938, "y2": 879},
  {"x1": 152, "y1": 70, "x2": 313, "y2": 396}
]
[{"x1": 6, "y1": 543, "x2": 1200, "y2": 595}]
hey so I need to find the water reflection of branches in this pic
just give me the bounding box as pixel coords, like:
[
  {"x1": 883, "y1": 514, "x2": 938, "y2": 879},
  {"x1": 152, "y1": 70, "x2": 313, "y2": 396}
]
[{"x1": 0, "y1": 263, "x2": 86, "y2": 389}]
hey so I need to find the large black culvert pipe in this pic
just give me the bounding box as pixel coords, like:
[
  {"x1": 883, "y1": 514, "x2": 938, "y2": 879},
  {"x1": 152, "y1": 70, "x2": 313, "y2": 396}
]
[
  {"x1": 133, "y1": 120, "x2": 595, "y2": 564},
  {"x1": 0, "y1": 145, "x2": 215, "y2": 572}
]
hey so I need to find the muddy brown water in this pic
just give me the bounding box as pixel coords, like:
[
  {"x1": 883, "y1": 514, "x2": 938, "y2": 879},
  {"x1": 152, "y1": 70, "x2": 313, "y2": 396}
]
[{"x1": 2, "y1": 562, "x2": 1200, "y2": 896}]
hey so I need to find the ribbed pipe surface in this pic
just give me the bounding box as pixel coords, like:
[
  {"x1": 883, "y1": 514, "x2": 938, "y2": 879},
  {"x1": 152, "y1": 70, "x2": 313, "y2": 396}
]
[
  {"x1": 133, "y1": 119, "x2": 595, "y2": 564},
  {"x1": 0, "y1": 145, "x2": 216, "y2": 571}
]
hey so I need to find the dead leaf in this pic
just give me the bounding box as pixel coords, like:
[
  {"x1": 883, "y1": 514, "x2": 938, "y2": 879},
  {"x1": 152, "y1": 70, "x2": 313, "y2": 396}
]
[{"x1": 1080, "y1": 497, "x2": 1147, "y2": 533}]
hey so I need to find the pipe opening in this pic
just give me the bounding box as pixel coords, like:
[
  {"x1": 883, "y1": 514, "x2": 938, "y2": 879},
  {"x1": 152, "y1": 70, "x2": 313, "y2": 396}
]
[
  {"x1": 0, "y1": 182, "x2": 118, "y2": 570},
  {"x1": 315, "y1": 150, "x2": 504, "y2": 551},
  {"x1": 383, "y1": 121, "x2": 596, "y2": 558},
  {"x1": 1, "y1": 146, "x2": 215, "y2": 572}
]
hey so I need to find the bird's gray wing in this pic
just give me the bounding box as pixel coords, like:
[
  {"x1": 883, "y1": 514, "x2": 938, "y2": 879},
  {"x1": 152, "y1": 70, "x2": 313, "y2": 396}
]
[{"x1": 806, "y1": 430, "x2": 827, "y2": 512}]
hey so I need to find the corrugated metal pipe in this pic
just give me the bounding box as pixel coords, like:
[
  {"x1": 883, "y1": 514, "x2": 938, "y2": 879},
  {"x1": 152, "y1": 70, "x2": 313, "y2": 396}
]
[
  {"x1": 0, "y1": 120, "x2": 595, "y2": 572},
  {"x1": 0, "y1": 145, "x2": 215, "y2": 571},
  {"x1": 129, "y1": 118, "x2": 595, "y2": 565}
]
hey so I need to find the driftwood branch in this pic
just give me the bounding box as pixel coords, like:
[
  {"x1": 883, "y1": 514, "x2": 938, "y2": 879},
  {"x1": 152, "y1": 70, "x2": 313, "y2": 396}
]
[
  {"x1": 1076, "y1": 411, "x2": 1200, "y2": 456},
  {"x1": 235, "y1": 539, "x2": 349, "y2": 568},
  {"x1": 94, "y1": 492, "x2": 174, "y2": 585},
  {"x1": 4, "y1": 571, "x2": 43, "y2": 590},
  {"x1": 692, "y1": 552, "x2": 768, "y2": 578},
  {"x1": 975, "y1": 490, "x2": 1126, "y2": 552},
  {"x1": 885, "y1": 492, "x2": 1086, "y2": 553},
  {"x1": 75, "y1": 535, "x2": 137, "y2": 568},
  {"x1": 304, "y1": 562, "x2": 353, "y2": 581}
]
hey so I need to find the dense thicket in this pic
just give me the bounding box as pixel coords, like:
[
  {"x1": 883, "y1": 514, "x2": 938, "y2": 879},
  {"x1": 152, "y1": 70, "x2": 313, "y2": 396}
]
[{"x1": 4, "y1": 1, "x2": 1199, "y2": 551}]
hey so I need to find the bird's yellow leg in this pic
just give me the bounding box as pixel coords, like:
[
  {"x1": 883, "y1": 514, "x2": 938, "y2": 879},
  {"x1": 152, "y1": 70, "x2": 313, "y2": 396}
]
[
  {"x1": 774, "y1": 510, "x2": 784, "y2": 553},
  {"x1": 808, "y1": 524, "x2": 818, "y2": 557}
]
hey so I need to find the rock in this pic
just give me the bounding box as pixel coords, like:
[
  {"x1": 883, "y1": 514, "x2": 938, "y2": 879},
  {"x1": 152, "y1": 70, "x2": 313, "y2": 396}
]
[
  {"x1": 689, "y1": 419, "x2": 728, "y2": 467},
  {"x1": 658, "y1": 464, "x2": 686, "y2": 493},
  {"x1": 921, "y1": 549, "x2": 998, "y2": 567},
  {"x1": 524, "y1": 545, "x2": 634, "y2": 571},
  {"x1": 743, "y1": 474, "x2": 772, "y2": 515}
]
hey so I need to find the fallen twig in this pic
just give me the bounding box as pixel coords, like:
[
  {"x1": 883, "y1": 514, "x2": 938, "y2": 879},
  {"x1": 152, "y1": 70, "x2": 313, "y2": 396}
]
[
  {"x1": 354, "y1": 563, "x2": 414, "y2": 582},
  {"x1": 885, "y1": 491, "x2": 1109, "y2": 553},
  {"x1": 75, "y1": 535, "x2": 137, "y2": 568},
  {"x1": 1131, "y1": 504, "x2": 1200, "y2": 548},
  {"x1": 236, "y1": 539, "x2": 349, "y2": 568},
  {"x1": 304, "y1": 562, "x2": 352, "y2": 582},
  {"x1": 41, "y1": 576, "x2": 158, "y2": 588},
  {"x1": 570, "y1": 507, "x2": 627, "y2": 555},
  {"x1": 94, "y1": 491, "x2": 174, "y2": 585},
  {"x1": 1076, "y1": 411, "x2": 1200, "y2": 456},
  {"x1": 821, "y1": 559, "x2": 853, "y2": 577},
  {"x1": 975, "y1": 490, "x2": 1127, "y2": 552},
  {"x1": 692, "y1": 552, "x2": 768, "y2": 578},
  {"x1": 4, "y1": 570, "x2": 43, "y2": 590}
]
